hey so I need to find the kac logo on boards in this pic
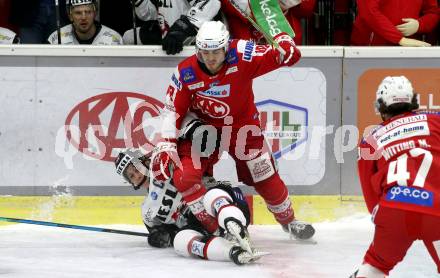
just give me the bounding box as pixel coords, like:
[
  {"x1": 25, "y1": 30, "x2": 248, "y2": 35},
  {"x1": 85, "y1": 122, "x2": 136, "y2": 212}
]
[{"x1": 65, "y1": 92, "x2": 164, "y2": 162}]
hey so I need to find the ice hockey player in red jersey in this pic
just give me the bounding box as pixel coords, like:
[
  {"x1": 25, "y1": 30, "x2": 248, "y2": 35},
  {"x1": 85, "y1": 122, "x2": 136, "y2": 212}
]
[
  {"x1": 352, "y1": 76, "x2": 440, "y2": 277},
  {"x1": 151, "y1": 20, "x2": 315, "y2": 241}
]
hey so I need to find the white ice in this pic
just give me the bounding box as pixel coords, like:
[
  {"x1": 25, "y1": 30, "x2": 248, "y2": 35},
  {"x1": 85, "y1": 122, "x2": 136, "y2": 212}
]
[{"x1": 0, "y1": 214, "x2": 437, "y2": 278}]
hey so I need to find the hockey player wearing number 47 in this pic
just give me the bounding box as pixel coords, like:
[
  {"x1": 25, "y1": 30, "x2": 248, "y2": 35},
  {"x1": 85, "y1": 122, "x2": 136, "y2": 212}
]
[
  {"x1": 351, "y1": 76, "x2": 440, "y2": 278},
  {"x1": 151, "y1": 21, "x2": 315, "y2": 241},
  {"x1": 115, "y1": 147, "x2": 267, "y2": 265}
]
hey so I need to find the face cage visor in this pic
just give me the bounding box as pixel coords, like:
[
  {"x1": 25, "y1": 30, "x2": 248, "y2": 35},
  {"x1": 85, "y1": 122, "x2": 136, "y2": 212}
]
[{"x1": 120, "y1": 157, "x2": 150, "y2": 190}]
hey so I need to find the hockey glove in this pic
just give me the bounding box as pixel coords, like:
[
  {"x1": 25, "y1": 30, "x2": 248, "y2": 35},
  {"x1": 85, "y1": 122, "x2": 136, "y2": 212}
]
[
  {"x1": 162, "y1": 15, "x2": 197, "y2": 55},
  {"x1": 148, "y1": 225, "x2": 177, "y2": 248},
  {"x1": 139, "y1": 20, "x2": 162, "y2": 45},
  {"x1": 273, "y1": 32, "x2": 298, "y2": 65},
  {"x1": 179, "y1": 115, "x2": 218, "y2": 157},
  {"x1": 150, "y1": 140, "x2": 181, "y2": 182}
]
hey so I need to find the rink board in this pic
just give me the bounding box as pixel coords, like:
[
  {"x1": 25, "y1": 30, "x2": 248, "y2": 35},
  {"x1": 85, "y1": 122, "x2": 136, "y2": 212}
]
[{"x1": 0, "y1": 195, "x2": 367, "y2": 225}]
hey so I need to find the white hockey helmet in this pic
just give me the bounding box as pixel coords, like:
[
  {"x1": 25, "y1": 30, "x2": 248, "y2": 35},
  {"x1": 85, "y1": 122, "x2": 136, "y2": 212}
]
[
  {"x1": 196, "y1": 21, "x2": 230, "y2": 52},
  {"x1": 115, "y1": 149, "x2": 150, "y2": 190},
  {"x1": 375, "y1": 76, "x2": 414, "y2": 108}
]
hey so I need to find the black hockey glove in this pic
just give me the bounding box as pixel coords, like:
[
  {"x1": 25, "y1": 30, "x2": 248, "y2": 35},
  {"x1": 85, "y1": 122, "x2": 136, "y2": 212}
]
[
  {"x1": 181, "y1": 118, "x2": 219, "y2": 157},
  {"x1": 139, "y1": 20, "x2": 162, "y2": 45},
  {"x1": 162, "y1": 15, "x2": 197, "y2": 55},
  {"x1": 147, "y1": 225, "x2": 178, "y2": 248}
]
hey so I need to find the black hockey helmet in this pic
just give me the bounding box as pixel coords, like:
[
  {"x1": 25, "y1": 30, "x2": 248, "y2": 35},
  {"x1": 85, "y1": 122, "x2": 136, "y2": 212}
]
[{"x1": 115, "y1": 149, "x2": 151, "y2": 190}]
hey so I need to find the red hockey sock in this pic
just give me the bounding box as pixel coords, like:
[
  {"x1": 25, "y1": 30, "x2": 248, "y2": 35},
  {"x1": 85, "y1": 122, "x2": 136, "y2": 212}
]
[
  {"x1": 187, "y1": 197, "x2": 219, "y2": 234},
  {"x1": 253, "y1": 174, "x2": 295, "y2": 225}
]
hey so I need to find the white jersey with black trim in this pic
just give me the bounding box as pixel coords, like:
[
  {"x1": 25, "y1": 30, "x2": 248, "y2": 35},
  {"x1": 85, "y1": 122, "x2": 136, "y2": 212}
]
[
  {"x1": 141, "y1": 178, "x2": 187, "y2": 229},
  {"x1": 141, "y1": 176, "x2": 226, "y2": 229},
  {"x1": 0, "y1": 27, "x2": 17, "y2": 44},
  {"x1": 47, "y1": 24, "x2": 123, "y2": 45},
  {"x1": 135, "y1": 0, "x2": 220, "y2": 33}
]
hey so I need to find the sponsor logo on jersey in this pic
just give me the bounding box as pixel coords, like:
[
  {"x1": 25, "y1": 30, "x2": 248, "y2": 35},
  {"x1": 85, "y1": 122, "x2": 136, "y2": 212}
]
[
  {"x1": 373, "y1": 115, "x2": 427, "y2": 140},
  {"x1": 386, "y1": 185, "x2": 434, "y2": 207},
  {"x1": 256, "y1": 99, "x2": 308, "y2": 159},
  {"x1": 246, "y1": 153, "x2": 275, "y2": 183},
  {"x1": 155, "y1": 187, "x2": 180, "y2": 223},
  {"x1": 226, "y1": 48, "x2": 238, "y2": 64},
  {"x1": 180, "y1": 67, "x2": 196, "y2": 83},
  {"x1": 375, "y1": 121, "x2": 430, "y2": 149},
  {"x1": 225, "y1": 66, "x2": 238, "y2": 75},
  {"x1": 188, "y1": 81, "x2": 205, "y2": 90},
  {"x1": 171, "y1": 74, "x2": 182, "y2": 90},
  {"x1": 191, "y1": 241, "x2": 205, "y2": 257},
  {"x1": 144, "y1": 208, "x2": 154, "y2": 223},
  {"x1": 65, "y1": 92, "x2": 164, "y2": 161},
  {"x1": 192, "y1": 94, "x2": 230, "y2": 118},
  {"x1": 243, "y1": 41, "x2": 255, "y2": 62},
  {"x1": 197, "y1": 84, "x2": 230, "y2": 98},
  {"x1": 213, "y1": 198, "x2": 229, "y2": 211},
  {"x1": 150, "y1": 191, "x2": 158, "y2": 200},
  {"x1": 0, "y1": 34, "x2": 12, "y2": 41}
]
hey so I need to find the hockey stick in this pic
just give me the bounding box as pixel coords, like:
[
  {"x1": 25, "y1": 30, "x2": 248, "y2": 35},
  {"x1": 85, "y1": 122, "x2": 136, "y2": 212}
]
[
  {"x1": 130, "y1": 0, "x2": 138, "y2": 45},
  {"x1": 54, "y1": 0, "x2": 62, "y2": 44},
  {"x1": 228, "y1": 0, "x2": 285, "y2": 55},
  {"x1": 0, "y1": 217, "x2": 149, "y2": 237}
]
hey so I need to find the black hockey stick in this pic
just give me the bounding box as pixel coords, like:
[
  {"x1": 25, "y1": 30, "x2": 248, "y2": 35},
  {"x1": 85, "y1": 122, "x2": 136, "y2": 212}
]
[
  {"x1": 131, "y1": 0, "x2": 138, "y2": 45},
  {"x1": 0, "y1": 216, "x2": 149, "y2": 237},
  {"x1": 54, "y1": 0, "x2": 62, "y2": 44}
]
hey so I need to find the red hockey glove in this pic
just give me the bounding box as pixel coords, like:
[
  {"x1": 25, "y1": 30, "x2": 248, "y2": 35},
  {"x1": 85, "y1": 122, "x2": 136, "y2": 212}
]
[
  {"x1": 273, "y1": 32, "x2": 298, "y2": 65},
  {"x1": 151, "y1": 140, "x2": 181, "y2": 182}
]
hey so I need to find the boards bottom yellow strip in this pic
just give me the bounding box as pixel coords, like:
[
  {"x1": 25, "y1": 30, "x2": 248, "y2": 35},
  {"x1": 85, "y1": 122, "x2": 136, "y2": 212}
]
[{"x1": 0, "y1": 195, "x2": 367, "y2": 226}]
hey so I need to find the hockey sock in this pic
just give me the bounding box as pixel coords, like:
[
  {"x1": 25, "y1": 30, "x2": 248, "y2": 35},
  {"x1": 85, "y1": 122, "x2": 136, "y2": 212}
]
[
  {"x1": 187, "y1": 197, "x2": 219, "y2": 234},
  {"x1": 253, "y1": 175, "x2": 295, "y2": 225}
]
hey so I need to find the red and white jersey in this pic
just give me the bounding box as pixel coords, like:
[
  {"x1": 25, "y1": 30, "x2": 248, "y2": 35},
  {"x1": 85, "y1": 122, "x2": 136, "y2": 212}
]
[
  {"x1": 358, "y1": 111, "x2": 440, "y2": 217},
  {"x1": 161, "y1": 38, "x2": 300, "y2": 138}
]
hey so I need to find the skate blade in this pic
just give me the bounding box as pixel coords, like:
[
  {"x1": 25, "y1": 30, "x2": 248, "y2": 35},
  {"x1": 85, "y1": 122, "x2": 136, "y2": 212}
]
[
  {"x1": 252, "y1": 250, "x2": 271, "y2": 258},
  {"x1": 246, "y1": 250, "x2": 270, "y2": 263}
]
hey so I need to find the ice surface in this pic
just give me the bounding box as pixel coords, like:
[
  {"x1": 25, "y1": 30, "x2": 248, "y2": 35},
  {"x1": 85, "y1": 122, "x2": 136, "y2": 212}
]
[{"x1": 0, "y1": 214, "x2": 437, "y2": 278}]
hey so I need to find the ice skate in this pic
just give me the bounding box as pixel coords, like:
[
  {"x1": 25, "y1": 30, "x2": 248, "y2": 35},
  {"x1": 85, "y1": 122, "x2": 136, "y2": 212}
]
[
  {"x1": 229, "y1": 246, "x2": 269, "y2": 265},
  {"x1": 282, "y1": 219, "x2": 316, "y2": 243},
  {"x1": 224, "y1": 217, "x2": 253, "y2": 254}
]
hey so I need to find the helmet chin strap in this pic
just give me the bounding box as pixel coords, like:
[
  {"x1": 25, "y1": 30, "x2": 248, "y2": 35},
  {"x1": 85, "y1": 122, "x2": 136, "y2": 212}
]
[{"x1": 132, "y1": 175, "x2": 148, "y2": 190}]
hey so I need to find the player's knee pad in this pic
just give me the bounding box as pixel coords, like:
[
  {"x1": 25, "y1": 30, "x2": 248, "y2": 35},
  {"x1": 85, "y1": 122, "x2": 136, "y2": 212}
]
[
  {"x1": 203, "y1": 188, "x2": 246, "y2": 228},
  {"x1": 203, "y1": 188, "x2": 233, "y2": 216},
  {"x1": 356, "y1": 263, "x2": 386, "y2": 278},
  {"x1": 173, "y1": 229, "x2": 204, "y2": 258},
  {"x1": 218, "y1": 206, "x2": 247, "y2": 229}
]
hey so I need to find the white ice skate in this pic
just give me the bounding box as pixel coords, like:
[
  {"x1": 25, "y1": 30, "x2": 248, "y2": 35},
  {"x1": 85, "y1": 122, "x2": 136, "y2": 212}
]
[
  {"x1": 224, "y1": 217, "x2": 253, "y2": 254},
  {"x1": 229, "y1": 246, "x2": 270, "y2": 265}
]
